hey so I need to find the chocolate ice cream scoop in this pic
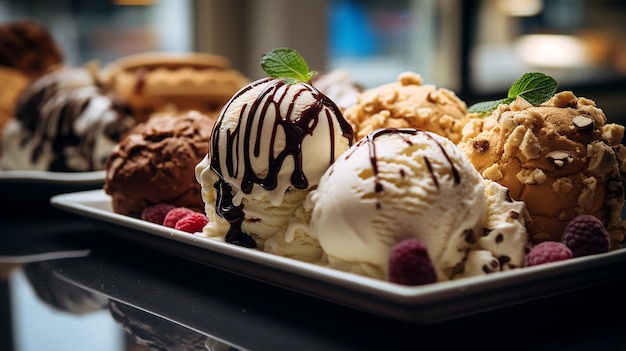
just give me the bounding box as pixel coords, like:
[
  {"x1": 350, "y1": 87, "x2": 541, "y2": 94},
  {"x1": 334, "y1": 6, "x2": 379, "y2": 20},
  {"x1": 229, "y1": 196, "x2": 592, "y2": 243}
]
[
  {"x1": 459, "y1": 91, "x2": 626, "y2": 249},
  {"x1": 0, "y1": 20, "x2": 63, "y2": 78},
  {"x1": 105, "y1": 110, "x2": 216, "y2": 218}
]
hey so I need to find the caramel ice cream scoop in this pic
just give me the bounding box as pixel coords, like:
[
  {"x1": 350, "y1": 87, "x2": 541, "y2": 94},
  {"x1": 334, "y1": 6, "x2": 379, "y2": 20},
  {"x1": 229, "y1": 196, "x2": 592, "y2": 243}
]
[
  {"x1": 458, "y1": 91, "x2": 626, "y2": 249},
  {"x1": 343, "y1": 72, "x2": 469, "y2": 143}
]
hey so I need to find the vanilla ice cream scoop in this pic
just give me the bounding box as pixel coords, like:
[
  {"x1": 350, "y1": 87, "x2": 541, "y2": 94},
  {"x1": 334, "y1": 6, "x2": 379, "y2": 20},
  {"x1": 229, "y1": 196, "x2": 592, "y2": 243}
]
[
  {"x1": 305, "y1": 128, "x2": 528, "y2": 281},
  {"x1": 196, "y1": 77, "x2": 354, "y2": 248}
]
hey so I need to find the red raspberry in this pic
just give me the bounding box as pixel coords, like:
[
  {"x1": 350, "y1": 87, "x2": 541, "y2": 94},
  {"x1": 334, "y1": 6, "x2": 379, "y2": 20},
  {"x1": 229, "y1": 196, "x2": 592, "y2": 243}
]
[
  {"x1": 163, "y1": 207, "x2": 195, "y2": 228},
  {"x1": 388, "y1": 238, "x2": 437, "y2": 286},
  {"x1": 525, "y1": 241, "x2": 573, "y2": 266},
  {"x1": 561, "y1": 214, "x2": 610, "y2": 257},
  {"x1": 140, "y1": 203, "x2": 175, "y2": 224},
  {"x1": 174, "y1": 213, "x2": 208, "y2": 233}
]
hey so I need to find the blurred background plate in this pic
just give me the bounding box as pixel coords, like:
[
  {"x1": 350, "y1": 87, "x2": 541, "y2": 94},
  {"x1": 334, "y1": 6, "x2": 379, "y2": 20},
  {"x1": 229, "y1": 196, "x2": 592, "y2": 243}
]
[
  {"x1": 0, "y1": 170, "x2": 105, "y2": 184},
  {"x1": 0, "y1": 170, "x2": 105, "y2": 220}
]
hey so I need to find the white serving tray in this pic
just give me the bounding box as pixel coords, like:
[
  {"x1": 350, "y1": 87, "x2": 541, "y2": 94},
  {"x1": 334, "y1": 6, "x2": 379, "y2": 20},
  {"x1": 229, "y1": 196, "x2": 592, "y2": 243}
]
[{"x1": 51, "y1": 189, "x2": 626, "y2": 323}]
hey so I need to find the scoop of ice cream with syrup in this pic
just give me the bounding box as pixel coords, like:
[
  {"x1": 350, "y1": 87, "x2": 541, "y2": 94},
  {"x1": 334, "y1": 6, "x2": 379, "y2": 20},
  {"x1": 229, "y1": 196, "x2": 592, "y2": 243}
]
[{"x1": 195, "y1": 48, "x2": 354, "y2": 251}]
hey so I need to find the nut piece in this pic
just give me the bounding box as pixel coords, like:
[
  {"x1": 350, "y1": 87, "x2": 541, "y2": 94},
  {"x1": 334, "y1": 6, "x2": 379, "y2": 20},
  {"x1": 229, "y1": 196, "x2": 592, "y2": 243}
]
[
  {"x1": 425, "y1": 92, "x2": 436, "y2": 103},
  {"x1": 546, "y1": 150, "x2": 574, "y2": 168},
  {"x1": 573, "y1": 115, "x2": 594, "y2": 132},
  {"x1": 472, "y1": 139, "x2": 490, "y2": 153}
]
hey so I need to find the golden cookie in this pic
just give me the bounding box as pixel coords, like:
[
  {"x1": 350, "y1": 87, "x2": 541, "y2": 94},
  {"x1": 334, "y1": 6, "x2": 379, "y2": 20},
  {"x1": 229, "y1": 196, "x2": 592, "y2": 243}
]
[{"x1": 100, "y1": 52, "x2": 249, "y2": 122}]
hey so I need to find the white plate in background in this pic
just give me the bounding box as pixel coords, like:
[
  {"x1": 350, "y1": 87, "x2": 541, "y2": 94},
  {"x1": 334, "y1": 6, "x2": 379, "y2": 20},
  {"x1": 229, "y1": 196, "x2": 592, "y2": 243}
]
[
  {"x1": 51, "y1": 189, "x2": 626, "y2": 323},
  {"x1": 0, "y1": 170, "x2": 105, "y2": 218},
  {"x1": 0, "y1": 170, "x2": 105, "y2": 185}
]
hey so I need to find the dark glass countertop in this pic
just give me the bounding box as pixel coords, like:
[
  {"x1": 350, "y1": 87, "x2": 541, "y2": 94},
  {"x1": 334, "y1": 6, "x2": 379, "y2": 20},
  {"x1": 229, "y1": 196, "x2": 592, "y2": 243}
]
[{"x1": 2, "y1": 216, "x2": 626, "y2": 351}]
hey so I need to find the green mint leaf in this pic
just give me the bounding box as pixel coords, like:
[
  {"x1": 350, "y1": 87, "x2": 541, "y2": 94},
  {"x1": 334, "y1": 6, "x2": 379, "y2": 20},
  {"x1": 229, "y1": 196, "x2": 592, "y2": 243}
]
[
  {"x1": 260, "y1": 47, "x2": 316, "y2": 84},
  {"x1": 468, "y1": 98, "x2": 513, "y2": 114},
  {"x1": 468, "y1": 72, "x2": 558, "y2": 116},
  {"x1": 507, "y1": 72, "x2": 558, "y2": 106}
]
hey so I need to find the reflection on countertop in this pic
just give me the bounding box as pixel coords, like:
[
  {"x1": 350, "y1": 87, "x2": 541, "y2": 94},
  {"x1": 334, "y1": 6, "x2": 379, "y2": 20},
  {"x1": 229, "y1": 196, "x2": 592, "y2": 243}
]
[
  {"x1": 1, "y1": 219, "x2": 626, "y2": 351},
  {"x1": 0, "y1": 221, "x2": 239, "y2": 351}
]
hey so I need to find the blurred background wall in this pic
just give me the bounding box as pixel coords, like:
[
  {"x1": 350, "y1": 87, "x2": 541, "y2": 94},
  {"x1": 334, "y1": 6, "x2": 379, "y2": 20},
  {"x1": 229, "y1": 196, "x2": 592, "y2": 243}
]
[{"x1": 1, "y1": 0, "x2": 625, "y2": 121}]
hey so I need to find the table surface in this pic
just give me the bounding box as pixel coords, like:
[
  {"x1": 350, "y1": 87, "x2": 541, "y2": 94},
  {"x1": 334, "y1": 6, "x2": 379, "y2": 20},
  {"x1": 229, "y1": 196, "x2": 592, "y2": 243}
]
[{"x1": 1, "y1": 215, "x2": 626, "y2": 351}]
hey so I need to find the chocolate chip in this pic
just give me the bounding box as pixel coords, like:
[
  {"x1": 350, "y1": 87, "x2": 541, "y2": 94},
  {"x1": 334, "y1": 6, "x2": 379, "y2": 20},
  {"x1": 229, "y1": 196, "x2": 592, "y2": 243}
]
[
  {"x1": 495, "y1": 233, "x2": 504, "y2": 243},
  {"x1": 508, "y1": 211, "x2": 519, "y2": 219},
  {"x1": 490, "y1": 259, "x2": 499, "y2": 268},
  {"x1": 504, "y1": 189, "x2": 513, "y2": 202},
  {"x1": 608, "y1": 178, "x2": 625, "y2": 201},
  {"x1": 472, "y1": 139, "x2": 490, "y2": 153},
  {"x1": 482, "y1": 228, "x2": 491, "y2": 237},
  {"x1": 464, "y1": 229, "x2": 476, "y2": 244},
  {"x1": 482, "y1": 259, "x2": 499, "y2": 274},
  {"x1": 499, "y1": 255, "x2": 511, "y2": 265}
]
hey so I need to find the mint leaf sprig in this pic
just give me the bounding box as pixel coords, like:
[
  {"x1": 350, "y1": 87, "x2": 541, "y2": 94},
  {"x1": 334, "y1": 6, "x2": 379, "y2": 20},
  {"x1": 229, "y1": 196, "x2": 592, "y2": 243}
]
[
  {"x1": 260, "y1": 47, "x2": 316, "y2": 84},
  {"x1": 468, "y1": 72, "x2": 558, "y2": 115}
]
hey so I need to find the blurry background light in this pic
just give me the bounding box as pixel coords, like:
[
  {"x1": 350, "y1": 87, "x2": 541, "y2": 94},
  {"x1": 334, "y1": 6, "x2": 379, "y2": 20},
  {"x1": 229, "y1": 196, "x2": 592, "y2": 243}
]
[
  {"x1": 113, "y1": 0, "x2": 155, "y2": 5},
  {"x1": 515, "y1": 34, "x2": 590, "y2": 67},
  {"x1": 497, "y1": 0, "x2": 543, "y2": 17}
]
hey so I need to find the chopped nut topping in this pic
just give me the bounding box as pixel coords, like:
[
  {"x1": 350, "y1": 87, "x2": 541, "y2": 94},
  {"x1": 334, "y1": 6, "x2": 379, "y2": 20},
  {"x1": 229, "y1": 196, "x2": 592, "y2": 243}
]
[
  {"x1": 425, "y1": 92, "x2": 436, "y2": 103},
  {"x1": 546, "y1": 150, "x2": 573, "y2": 168},
  {"x1": 573, "y1": 115, "x2": 594, "y2": 131},
  {"x1": 516, "y1": 168, "x2": 547, "y2": 184},
  {"x1": 472, "y1": 139, "x2": 489, "y2": 153}
]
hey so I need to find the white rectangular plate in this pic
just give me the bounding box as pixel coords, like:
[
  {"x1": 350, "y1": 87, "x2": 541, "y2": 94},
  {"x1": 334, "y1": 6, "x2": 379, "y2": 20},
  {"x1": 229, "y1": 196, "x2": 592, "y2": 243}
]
[{"x1": 51, "y1": 189, "x2": 626, "y2": 323}]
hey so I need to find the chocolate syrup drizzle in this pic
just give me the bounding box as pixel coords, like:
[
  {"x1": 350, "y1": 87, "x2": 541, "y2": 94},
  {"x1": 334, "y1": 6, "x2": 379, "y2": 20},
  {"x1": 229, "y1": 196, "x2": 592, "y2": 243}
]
[
  {"x1": 353, "y1": 128, "x2": 461, "y2": 196},
  {"x1": 210, "y1": 78, "x2": 354, "y2": 247}
]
